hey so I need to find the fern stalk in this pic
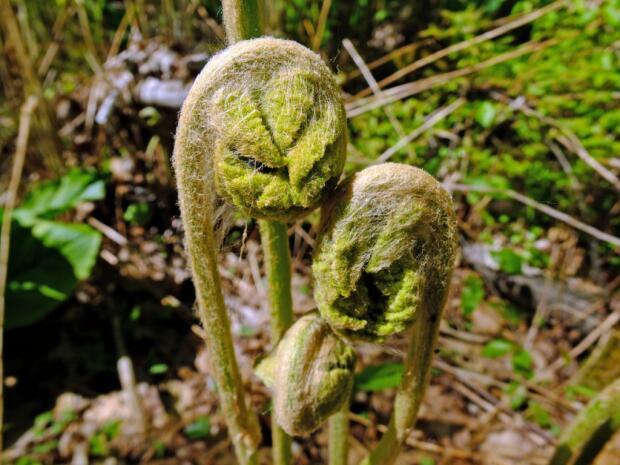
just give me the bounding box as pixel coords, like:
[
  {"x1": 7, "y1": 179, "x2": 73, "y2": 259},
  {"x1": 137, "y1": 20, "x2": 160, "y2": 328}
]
[
  {"x1": 220, "y1": 3, "x2": 294, "y2": 464},
  {"x1": 259, "y1": 219, "x2": 294, "y2": 465}
]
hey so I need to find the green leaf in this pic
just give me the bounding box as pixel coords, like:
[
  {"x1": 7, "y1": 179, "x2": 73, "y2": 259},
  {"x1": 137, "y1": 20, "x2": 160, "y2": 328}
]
[
  {"x1": 419, "y1": 457, "x2": 436, "y2": 465},
  {"x1": 101, "y1": 420, "x2": 122, "y2": 440},
  {"x1": 482, "y1": 339, "x2": 513, "y2": 358},
  {"x1": 461, "y1": 275, "x2": 485, "y2": 316},
  {"x1": 565, "y1": 384, "x2": 598, "y2": 400},
  {"x1": 4, "y1": 170, "x2": 105, "y2": 329},
  {"x1": 492, "y1": 249, "x2": 523, "y2": 275},
  {"x1": 16, "y1": 458, "x2": 42, "y2": 465},
  {"x1": 5, "y1": 220, "x2": 101, "y2": 329},
  {"x1": 33, "y1": 440, "x2": 58, "y2": 454},
  {"x1": 89, "y1": 432, "x2": 109, "y2": 456},
  {"x1": 30, "y1": 221, "x2": 101, "y2": 280},
  {"x1": 153, "y1": 440, "x2": 166, "y2": 458},
  {"x1": 6, "y1": 222, "x2": 77, "y2": 329},
  {"x1": 123, "y1": 202, "x2": 153, "y2": 226},
  {"x1": 475, "y1": 101, "x2": 497, "y2": 128},
  {"x1": 355, "y1": 362, "x2": 403, "y2": 391},
  {"x1": 505, "y1": 382, "x2": 528, "y2": 410},
  {"x1": 512, "y1": 348, "x2": 534, "y2": 378},
  {"x1": 14, "y1": 169, "x2": 105, "y2": 225},
  {"x1": 184, "y1": 416, "x2": 211, "y2": 440},
  {"x1": 526, "y1": 401, "x2": 553, "y2": 429},
  {"x1": 149, "y1": 363, "x2": 168, "y2": 375}
]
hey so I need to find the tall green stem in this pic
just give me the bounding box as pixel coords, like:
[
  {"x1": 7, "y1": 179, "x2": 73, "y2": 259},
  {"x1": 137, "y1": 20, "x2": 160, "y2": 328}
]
[
  {"x1": 259, "y1": 220, "x2": 293, "y2": 465},
  {"x1": 360, "y1": 303, "x2": 443, "y2": 465},
  {"x1": 259, "y1": 221, "x2": 293, "y2": 339},
  {"x1": 221, "y1": 0, "x2": 263, "y2": 44},
  {"x1": 219, "y1": 3, "x2": 294, "y2": 464},
  {"x1": 329, "y1": 397, "x2": 351, "y2": 465}
]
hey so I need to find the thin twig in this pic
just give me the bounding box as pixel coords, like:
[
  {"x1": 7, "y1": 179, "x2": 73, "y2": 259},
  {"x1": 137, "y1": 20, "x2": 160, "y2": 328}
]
[
  {"x1": 352, "y1": 0, "x2": 567, "y2": 100},
  {"x1": 0, "y1": 95, "x2": 38, "y2": 456},
  {"x1": 545, "y1": 311, "x2": 620, "y2": 376},
  {"x1": 373, "y1": 98, "x2": 465, "y2": 163},
  {"x1": 87, "y1": 217, "x2": 128, "y2": 246},
  {"x1": 492, "y1": 92, "x2": 620, "y2": 192},
  {"x1": 344, "y1": 39, "x2": 433, "y2": 82},
  {"x1": 342, "y1": 38, "x2": 415, "y2": 159},
  {"x1": 556, "y1": 134, "x2": 620, "y2": 192},
  {"x1": 346, "y1": 40, "x2": 555, "y2": 118},
  {"x1": 445, "y1": 183, "x2": 620, "y2": 249},
  {"x1": 349, "y1": 413, "x2": 481, "y2": 461}
]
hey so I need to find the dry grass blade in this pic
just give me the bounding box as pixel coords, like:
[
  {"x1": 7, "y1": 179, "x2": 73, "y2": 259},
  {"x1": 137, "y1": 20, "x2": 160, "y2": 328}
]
[
  {"x1": 342, "y1": 38, "x2": 415, "y2": 158},
  {"x1": 346, "y1": 40, "x2": 556, "y2": 118},
  {"x1": 0, "y1": 0, "x2": 61, "y2": 171},
  {"x1": 352, "y1": 0, "x2": 567, "y2": 100},
  {"x1": 311, "y1": 0, "x2": 332, "y2": 51},
  {"x1": 556, "y1": 134, "x2": 620, "y2": 192},
  {"x1": 344, "y1": 39, "x2": 433, "y2": 82},
  {"x1": 0, "y1": 95, "x2": 39, "y2": 456},
  {"x1": 493, "y1": 92, "x2": 620, "y2": 193},
  {"x1": 544, "y1": 311, "x2": 620, "y2": 376},
  {"x1": 446, "y1": 183, "x2": 620, "y2": 249},
  {"x1": 372, "y1": 98, "x2": 465, "y2": 164}
]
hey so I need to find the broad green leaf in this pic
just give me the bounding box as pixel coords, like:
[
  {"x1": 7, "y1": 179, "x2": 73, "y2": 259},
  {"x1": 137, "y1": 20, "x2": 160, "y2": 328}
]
[
  {"x1": 14, "y1": 169, "x2": 105, "y2": 225},
  {"x1": 6, "y1": 222, "x2": 77, "y2": 329},
  {"x1": 30, "y1": 220, "x2": 101, "y2": 280},
  {"x1": 461, "y1": 274, "x2": 485, "y2": 316},
  {"x1": 184, "y1": 416, "x2": 211, "y2": 440},
  {"x1": 355, "y1": 362, "x2": 403, "y2": 391},
  {"x1": 512, "y1": 348, "x2": 534, "y2": 378},
  {"x1": 4, "y1": 169, "x2": 104, "y2": 329},
  {"x1": 475, "y1": 101, "x2": 497, "y2": 128},
  {"x1": 492, "y1": 249, "x2": 523, "y2": 275},
  {"x1": 482, "y1": 339, "x2": 513, "y2": 358}
]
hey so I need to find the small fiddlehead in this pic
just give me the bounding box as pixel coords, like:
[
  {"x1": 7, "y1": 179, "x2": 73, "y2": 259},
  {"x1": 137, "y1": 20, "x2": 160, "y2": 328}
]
[
  {"x1": 313, "y1": 163, "x2": 458, "y2": 342},
  {"x1": 197, "y1": 37, "x2": 347, "y2": 222},
  {"x1": 256, "y1": 312, "x2": 356, "y2": 436}
]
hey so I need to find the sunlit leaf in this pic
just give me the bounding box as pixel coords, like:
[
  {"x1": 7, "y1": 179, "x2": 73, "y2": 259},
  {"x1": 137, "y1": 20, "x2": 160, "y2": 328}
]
[{"x1": 355, "y1": 362, "x2": 403, "y2": 391}]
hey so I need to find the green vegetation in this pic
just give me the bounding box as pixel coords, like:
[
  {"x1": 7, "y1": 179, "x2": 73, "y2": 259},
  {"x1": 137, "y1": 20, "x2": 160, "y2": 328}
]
[{"x1": 4, "y1": 170, "x2": 104, "y2": 328}]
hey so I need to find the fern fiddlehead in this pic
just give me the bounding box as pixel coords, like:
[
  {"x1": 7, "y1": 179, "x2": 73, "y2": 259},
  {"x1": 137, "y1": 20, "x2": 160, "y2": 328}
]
[
  {"x1": 256, "y1": 312, "x2": 356, "y2": 436},
  {"x1": 312, "y1": 163, "x2": 458, "y2": 464},
  {"x1": 205, "y1": 38, "x2": 347, "y2": 222}
]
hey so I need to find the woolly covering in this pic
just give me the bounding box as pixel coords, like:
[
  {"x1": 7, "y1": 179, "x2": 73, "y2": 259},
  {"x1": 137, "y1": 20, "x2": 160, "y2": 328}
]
[
  {"x1": 313, "y1": 163, "x2": 458, "y2": 342},
  {"x1": 256, "y1": 312, "x2": 356, "y2": 436},
  {"x1": 175, "y1": 37, "x2": 347, "y2": 222}
]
